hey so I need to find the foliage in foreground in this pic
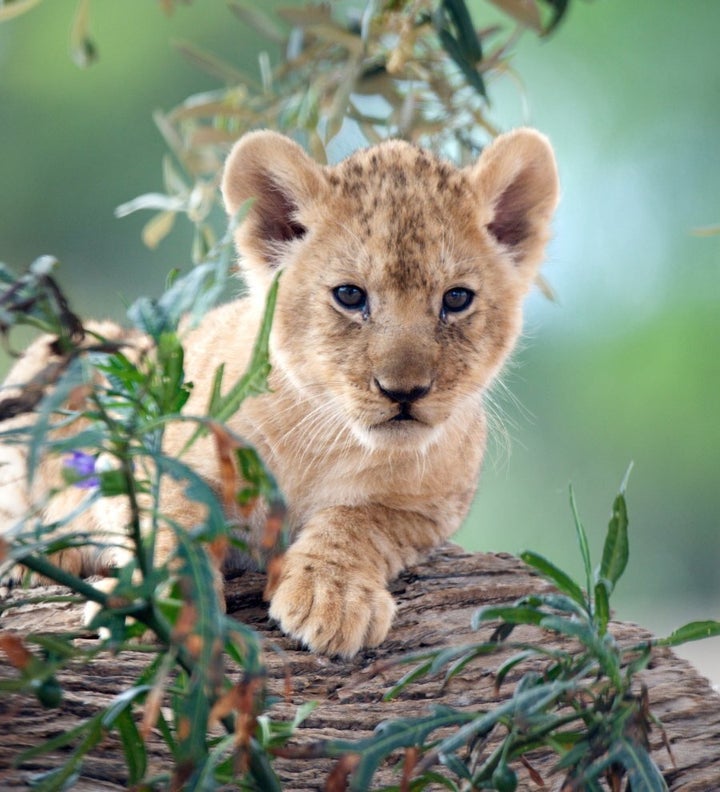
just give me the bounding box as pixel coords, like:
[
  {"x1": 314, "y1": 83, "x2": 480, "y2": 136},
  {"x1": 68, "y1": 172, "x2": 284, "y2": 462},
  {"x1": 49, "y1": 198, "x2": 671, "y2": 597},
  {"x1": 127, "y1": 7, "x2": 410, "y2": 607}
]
[
  {"x1": 0, "y1": 241, "x2": 300, "y2": 790},
  {"x1": 2, "y1": 262, "x2": 720, "y2": 790},
  {"x1": 329, "y1": 474, "x2": 720, "y2": 791}
]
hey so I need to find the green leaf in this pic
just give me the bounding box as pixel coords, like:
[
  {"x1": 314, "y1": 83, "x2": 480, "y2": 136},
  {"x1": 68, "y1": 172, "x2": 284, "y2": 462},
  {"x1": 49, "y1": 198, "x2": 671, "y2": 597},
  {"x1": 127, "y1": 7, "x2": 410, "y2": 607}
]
[
  {"x1": 439, "y1": 750, "x2": 473, "y2": 781},
  {"x1": 412, "y1": 770, "x2": 461, "y2": 790},
  {"x1": 349, "y1": 709, "x2": 476, "y2": 791},
  {"x1": 247, "y1": 738, "x2": 283, "y2": 792},
  {"x1": 472, "y1": 604, "x2": 549, "y2": 629},
  {"x1": 209, "y1": 272, "x2": 279, "y2": 423},
  {"x1": 616, "y1": 736, "x2": 668, "y2": 791},
  {"x1": 115, "y1": 707, "x2": 148, "y2": 785},
  {"x1": 442, "y1": 0, "x2": 482, "y2": 62},
  {"x1": 520, "y1": 550, "x2": 586, "y2": 608},
  {"x1": 152, "y1": 453, "x2": 226, "y2": 535},
  {"x1": 14, "y1": 717, "x2": 94, "y2": 764},
  {"x1": 101, "y1": 685, "x2": 152, "y2": 729},
  {"x1": 655, "y1": 620, "x2": 720, "y2": 648},
  {"x1": 440, "y1": 644, "x2": 499, "y2": 685},
  {"x1": 594, "y1": 579, "x2": 610, "y2": 636},
  {"x1": 435, "y1": 26, "x2": 487, "y2": 99},
  {"x1": 569, "y1": 485, "x2": 593, "y2": 607},
  {"x1": 538, "y1": 615, "x2": 594, "y2": 645},
  {"x1": 432, "y1": 681, "x2": 572, "y2": 759},
  {"x1": 540, "y1": 0, "x2": 570, "y2": 35},
  {"x1": 384, "y1": 658, "x2": 435, "y2": 701},
  {"x1": 599, "y1": 492, "x2": 629, "y2": 592},
  {"x1": 494, "y1": 650, "x2": 536, "y2": 690}
]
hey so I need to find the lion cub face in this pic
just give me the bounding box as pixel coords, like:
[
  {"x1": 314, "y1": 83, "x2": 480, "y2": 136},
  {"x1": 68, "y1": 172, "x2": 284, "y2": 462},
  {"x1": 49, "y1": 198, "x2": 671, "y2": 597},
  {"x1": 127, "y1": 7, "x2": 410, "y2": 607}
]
[{"x1": 222, "y1": 130, "x2": 558, "y2": 451}]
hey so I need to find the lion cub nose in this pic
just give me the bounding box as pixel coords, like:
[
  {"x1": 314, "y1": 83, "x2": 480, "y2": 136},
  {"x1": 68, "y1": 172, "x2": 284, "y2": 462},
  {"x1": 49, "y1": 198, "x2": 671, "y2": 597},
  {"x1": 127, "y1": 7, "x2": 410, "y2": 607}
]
[{"x1": 374, "y1": 379, "x2": 431, "y2": 405}]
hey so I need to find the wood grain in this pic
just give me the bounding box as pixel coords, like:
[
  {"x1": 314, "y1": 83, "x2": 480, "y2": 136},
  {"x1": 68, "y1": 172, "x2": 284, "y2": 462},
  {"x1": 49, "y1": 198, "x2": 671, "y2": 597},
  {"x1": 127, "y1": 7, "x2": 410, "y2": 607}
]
[{"x1": 2, "y1": 545, "x2": 719, "y2": 790}]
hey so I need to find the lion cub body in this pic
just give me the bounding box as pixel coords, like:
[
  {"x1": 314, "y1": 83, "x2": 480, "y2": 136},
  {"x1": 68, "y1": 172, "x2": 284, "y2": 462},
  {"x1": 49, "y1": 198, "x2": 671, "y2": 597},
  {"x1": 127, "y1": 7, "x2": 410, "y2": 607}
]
[{"x1": 1, "y1": 129, "x2": 558, "y2": 657}]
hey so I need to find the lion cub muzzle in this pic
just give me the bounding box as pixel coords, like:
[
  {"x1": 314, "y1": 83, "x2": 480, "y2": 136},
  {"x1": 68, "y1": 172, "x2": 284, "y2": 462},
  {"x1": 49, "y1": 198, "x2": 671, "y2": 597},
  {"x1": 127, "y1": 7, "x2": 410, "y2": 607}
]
[{"x1": 374, "y1": 379, "x2": 432, "y2": 422}]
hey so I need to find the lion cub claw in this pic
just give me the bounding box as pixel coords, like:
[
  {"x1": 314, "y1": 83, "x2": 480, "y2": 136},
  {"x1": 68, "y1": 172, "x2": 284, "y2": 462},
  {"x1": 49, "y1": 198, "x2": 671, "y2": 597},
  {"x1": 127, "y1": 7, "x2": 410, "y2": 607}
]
[{"x1": 268, "y1": 547, "x2": 396, "y2": 658}]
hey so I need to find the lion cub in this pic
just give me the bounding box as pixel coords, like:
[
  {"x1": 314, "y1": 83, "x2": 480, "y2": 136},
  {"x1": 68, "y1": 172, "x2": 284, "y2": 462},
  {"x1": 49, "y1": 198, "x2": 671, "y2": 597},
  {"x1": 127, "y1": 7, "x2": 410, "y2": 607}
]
[{"x1": 0, "y1": 129, "x2": 558, "y2": 657}]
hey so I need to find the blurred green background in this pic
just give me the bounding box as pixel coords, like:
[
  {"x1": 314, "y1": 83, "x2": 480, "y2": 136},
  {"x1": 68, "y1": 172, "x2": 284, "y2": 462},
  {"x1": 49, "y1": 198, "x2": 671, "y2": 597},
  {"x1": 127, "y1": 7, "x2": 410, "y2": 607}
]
[{"x1": 1, "y1": 1, "x2": 718, "y2": 681}]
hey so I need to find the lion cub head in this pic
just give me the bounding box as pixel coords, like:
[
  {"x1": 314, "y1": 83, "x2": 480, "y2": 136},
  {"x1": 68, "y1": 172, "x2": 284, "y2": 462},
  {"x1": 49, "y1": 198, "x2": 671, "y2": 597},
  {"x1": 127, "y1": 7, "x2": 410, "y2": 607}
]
[{"x1": 222, "y1": 130, "x2": 558, "y2": 451}]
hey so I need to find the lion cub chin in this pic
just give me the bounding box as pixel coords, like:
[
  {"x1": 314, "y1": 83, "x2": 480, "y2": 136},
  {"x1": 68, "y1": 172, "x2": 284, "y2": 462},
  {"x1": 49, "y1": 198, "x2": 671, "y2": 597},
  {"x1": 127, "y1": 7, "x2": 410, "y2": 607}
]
[{"x1": 0, "y1": 128, "x2": 558, "y2": 658}]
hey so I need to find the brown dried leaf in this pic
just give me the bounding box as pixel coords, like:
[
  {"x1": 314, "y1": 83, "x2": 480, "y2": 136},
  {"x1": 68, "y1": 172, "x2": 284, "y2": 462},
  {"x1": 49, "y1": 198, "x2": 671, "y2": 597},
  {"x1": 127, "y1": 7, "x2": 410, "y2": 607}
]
[
  {"x1": 140, "y1": 650, "x2": 175, "y2": 739},
  {"x1": 142, "y1": 210, "x2": 176, "y2": 250},
  {"x1": 140, "y1": 680, "x2": 164, "y2": 740},
  {"x1": 66, "y1": 383, "x2": 92, "y2": 411},
  {"x1": 401, "y1": 746, "x2": 419, "y2": 792},
  {"x1": 207, "y1": 535, "x2": 230, "y2": 568},
  {"x1": 277, "y1": 6, "x2": 333, "y2": 28},
  {"x1": 325, "y1": 754, "x2": 361, "y2": 792},
  {"x1": 210, "y1": 422, "x2": 240, "y2": 513},
  {"x1": 209, "y1": 685, "x2": 240, "y2": 727},
  {"x1": 172, "y1": 599, "x2": 198, "y2": 643},
  {"x1": 0, "y1": 632, "x2": 33, "y2": 670},
  {"x1": 261, "y1": 502, "x2": 286, "y2": 551},
  {"x1": 535, "y1": 272, "x2": 557, "y2": 302},
  {"x1": 263, "y1": 554, "x2": 286, "y2": 601},
  {"x1": 486, "y1": 0, "x2": 543, "y2": 33},
  {"x1": 176, "y1": 715, "x2": 191, "y2": 742},
  {"x1": 188, "y1": 127, "x2": 241, "y2": 148},
  {"x1": 520, "y1": 754, "x2": 546, "y2": 787}
]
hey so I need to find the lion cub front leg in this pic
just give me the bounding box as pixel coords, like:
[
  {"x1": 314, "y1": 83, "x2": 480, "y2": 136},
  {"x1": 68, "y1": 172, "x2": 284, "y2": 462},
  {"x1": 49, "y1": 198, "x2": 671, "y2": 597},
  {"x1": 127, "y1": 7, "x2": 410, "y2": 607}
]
[{"x1": 268, "y1": 505, "x2": 440, "y2": 657}]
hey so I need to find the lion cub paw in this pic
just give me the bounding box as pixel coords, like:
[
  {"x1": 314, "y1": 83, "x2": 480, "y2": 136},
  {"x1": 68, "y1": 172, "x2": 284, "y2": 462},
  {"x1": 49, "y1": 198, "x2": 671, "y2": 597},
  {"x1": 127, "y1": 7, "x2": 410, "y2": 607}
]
[{"x1": 268, "y1": 548, "x2": 396, "y2": 658}]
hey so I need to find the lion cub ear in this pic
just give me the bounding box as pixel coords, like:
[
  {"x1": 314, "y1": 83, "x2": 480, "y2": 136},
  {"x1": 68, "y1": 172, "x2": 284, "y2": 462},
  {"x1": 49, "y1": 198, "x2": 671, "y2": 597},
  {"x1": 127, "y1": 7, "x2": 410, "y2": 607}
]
[
  {"x1": 221, "y1": 130, "x2": 325, "y2": 268},
  {"x1": 470, "y1": 128, "x2": 559, "y2": 277}
]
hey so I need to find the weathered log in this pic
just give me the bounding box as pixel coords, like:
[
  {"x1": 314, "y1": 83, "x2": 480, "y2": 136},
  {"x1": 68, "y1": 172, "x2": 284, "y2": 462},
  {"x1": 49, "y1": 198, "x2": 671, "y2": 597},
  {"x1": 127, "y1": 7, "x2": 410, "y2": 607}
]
[{"x1": 1, "y1": 545, "x2": 719, "y2": 790}]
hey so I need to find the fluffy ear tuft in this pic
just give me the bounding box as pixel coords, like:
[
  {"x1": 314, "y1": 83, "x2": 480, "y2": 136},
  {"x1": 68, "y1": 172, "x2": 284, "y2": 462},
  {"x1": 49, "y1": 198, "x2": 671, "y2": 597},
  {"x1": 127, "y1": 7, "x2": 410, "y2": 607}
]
[
  {"x1": 221, "y1": 131, "x2": 325, "y2": 268},
  {"x1": 471, "y1": 128, "x2": 559, "y2": 274}
]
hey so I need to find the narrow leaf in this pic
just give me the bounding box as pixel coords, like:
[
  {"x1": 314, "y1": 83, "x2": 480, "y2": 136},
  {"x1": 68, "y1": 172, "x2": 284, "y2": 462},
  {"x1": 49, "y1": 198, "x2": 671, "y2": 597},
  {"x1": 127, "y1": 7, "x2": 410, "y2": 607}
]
[
  {"x1": 599, "y1": 492, "x2": 629, "y2": 591},
  {"x1": 227, "y1": 1, "x2": 286, "y2": 42},
  {"x1": 569, "y1": 485, "x2": 593, "y2": 607},
  {"x1": 173, "y1": 39, "x2": 247, "y2": 84},
  {"x1": 486, "y1": 0, "x2": 543, "y2": 33},
  {"x1": 617, "y1": 736, "x2": 668, "y2": 791},
  {"x1": 348, "y1": 709, "x2": 475, "y2": 791},
  {"x1": 142, "y1": 210, "x2": 176, "y2": 249},
  {"x1": 520, "y1": 550, "x2": 586, "y2": 607},
  {"x1": 443, "y1": 0, "x2": 483, "y2": 62},
  {"x1": 115, "y1": 707, "x2": 148, "y2": 785},
  {"x1": 472, "y1": 604, "x2": 549, "y2": 629},
  {"x1": 540, "y1": 0, "x2": 570, "y2": 35},
  {"x1": 655, "y1": 620, "x2": 720, "y2": 648},
  {"x1": 0, "y1": 0, "x2": 43, "y2": 22},
  {"x1": 594, "y1": 579, "x2": 610, "y2": 636}
]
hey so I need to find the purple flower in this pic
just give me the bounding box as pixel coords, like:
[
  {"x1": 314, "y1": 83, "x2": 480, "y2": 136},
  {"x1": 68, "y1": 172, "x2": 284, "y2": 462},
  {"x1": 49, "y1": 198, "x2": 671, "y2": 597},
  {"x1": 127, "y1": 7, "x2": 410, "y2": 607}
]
[{"x1": 63, "y1": 451, "x2": 100, "y2": 489}]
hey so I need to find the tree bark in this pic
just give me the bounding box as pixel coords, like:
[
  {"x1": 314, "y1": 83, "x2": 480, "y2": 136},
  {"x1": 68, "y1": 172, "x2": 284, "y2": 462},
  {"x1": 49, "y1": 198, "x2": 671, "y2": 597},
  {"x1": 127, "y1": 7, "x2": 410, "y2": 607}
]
[{"x1": 1, "y1": 545, "x2": 719, "y2": 790}]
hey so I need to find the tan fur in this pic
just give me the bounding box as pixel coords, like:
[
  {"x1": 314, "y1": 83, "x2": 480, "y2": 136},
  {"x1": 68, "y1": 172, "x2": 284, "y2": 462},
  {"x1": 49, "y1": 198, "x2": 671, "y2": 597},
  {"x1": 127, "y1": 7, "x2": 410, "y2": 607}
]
[{"x1": 0, "y1": 129, "x2": 558, "y2": 657}]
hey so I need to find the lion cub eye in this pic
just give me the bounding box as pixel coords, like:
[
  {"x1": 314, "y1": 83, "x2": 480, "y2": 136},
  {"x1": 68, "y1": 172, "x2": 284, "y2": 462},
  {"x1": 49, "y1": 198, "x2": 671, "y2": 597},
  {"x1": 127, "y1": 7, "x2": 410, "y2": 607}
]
[
  {"x1": 441, "y1": 287, "x2": 474, "y2": 316},
  {"x1": 333, "y1": 284, "x2": 367, "y2": 312}
]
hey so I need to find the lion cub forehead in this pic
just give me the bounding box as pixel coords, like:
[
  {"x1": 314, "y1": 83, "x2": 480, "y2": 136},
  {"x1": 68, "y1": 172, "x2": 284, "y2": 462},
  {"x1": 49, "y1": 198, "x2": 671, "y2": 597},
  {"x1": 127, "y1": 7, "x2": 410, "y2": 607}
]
[
  {"x1": 326, "y1": 140, "x2": 469, "y2": 204},
  {"x1": 322, "y1": 142, "x2": 479, "y2": 286}
]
